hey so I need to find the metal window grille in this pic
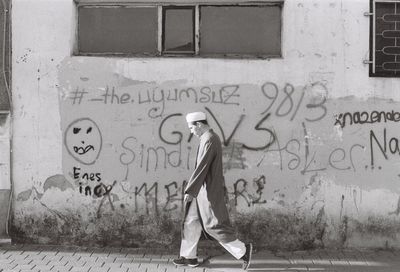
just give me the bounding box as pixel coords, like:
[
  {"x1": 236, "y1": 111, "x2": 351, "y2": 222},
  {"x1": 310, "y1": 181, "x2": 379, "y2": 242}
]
[{"x1": 370, "y1": 0, "x2": 400, "y2": 77}]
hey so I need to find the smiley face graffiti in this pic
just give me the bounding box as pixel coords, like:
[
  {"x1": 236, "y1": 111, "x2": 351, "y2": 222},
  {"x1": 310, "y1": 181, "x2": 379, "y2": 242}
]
[{"x1": 64, "y1": 118, "x2": 102, "y2": 165}]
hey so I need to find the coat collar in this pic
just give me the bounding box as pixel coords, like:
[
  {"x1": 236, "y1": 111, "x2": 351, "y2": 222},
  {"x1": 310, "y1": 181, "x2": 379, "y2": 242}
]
[{"x1": 200, "y1": 128, "x2": 213, "y2": 141}]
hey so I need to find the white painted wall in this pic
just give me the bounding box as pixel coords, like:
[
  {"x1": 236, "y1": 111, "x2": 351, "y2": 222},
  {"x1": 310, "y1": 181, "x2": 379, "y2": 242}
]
[
  {"x1": 11, "y1": 0, "x2": 400, "y2": 248},
  {"x1": 0, "y1": 110, "x2": 10, "y2": 190},
  {"x1": 12, "y1": 0, "x2": 73, "y2": 193}
]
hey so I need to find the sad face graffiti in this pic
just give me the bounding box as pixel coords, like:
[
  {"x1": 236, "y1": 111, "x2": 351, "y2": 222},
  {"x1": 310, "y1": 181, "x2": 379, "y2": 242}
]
[{"x1": 65, "y1": 118, "x2": 102, "y2": 165}]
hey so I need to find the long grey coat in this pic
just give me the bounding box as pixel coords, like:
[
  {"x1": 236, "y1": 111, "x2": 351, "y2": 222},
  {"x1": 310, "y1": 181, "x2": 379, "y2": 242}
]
[{"x1": 183, "y1": 129, "x2": 236, "y2": 243}]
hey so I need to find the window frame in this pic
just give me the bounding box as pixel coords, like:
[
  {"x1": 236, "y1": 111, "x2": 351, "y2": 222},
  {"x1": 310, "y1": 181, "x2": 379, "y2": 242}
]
[{"x1": 74, "y1": 1, "x2": 284, "y2": 59}]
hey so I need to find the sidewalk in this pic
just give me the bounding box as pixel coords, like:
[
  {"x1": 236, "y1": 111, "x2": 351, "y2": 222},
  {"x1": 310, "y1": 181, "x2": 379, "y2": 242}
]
[{"x1": 0, "y1": 243, "x2": 400, "y2": 272}]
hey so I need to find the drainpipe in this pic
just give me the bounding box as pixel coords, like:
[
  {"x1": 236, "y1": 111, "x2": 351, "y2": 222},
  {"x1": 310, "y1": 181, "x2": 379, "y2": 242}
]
[{"x1": 0, "y1": 0, "x2": 11, "y2": 244}]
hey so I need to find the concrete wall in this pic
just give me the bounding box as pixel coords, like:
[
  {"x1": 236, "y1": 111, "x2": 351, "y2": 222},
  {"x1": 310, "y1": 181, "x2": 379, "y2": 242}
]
[
  {"x1": 0, "y1": 113, "x2": 11, "y2": 239},
  {"x1": 11, "y1": 0, "x2": 400, "y2": 249}
]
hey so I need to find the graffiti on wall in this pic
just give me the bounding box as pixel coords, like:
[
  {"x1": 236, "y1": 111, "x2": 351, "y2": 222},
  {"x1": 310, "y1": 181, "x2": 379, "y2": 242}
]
[
  {"x1": 64, "y1": 118, "x2": 102, "y2": 165},
  {"x1": 54, "y1": 75, "x2": 400, "y2": 214},
  {"x1": 259, "y1": 82, "x2": 327, "y2": 123},
  {"x1": 256, "y1": 122, "x2": 366, "y2": 173},
  {"x1": 334, "y1": 110, "x2": 400, "y2": 168},
  {"x1": 69, "y1": 85, "x2": 241, "y2": 118}
]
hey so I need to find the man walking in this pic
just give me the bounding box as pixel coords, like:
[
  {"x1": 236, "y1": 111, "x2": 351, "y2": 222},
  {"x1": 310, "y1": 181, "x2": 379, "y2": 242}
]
[{"x1": 173, "y1": 111, "x2": 252, "y2": 270}]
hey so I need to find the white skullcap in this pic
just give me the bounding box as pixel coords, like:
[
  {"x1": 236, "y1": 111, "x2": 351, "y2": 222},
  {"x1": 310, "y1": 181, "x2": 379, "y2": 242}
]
[{"x1": 186, "y1": 111, "x2": 207, "y2": 123}]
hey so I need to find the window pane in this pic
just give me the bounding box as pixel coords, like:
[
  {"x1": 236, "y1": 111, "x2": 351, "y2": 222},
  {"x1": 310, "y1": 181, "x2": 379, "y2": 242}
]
[
  {"x1": 372, "y1": 2, "x2": 400, "y2": 77},
  {"x1": 163, "y1": 7, "x2": 194, "y2": 53},
  {"x1": 200, "y1": 5, "x2": 281, "y2": 56},
  {"x1": 78, "y1": 6, "x2": 158, "y2": 54}
]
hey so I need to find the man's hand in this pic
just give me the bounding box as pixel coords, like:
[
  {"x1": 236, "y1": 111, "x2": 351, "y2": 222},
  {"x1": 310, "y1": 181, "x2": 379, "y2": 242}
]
[{"x1": 184, "y1": 194, "x2": 193, "y2": 203}]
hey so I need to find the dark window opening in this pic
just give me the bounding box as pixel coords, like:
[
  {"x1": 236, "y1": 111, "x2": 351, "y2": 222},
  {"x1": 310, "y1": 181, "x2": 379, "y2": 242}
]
[
  {"x1": 163, "y1": 6, "x2": 195, "y2": 54},
  {"x1": 200, "y1": 5, "x2": 281, "y2": 56},
  {"x1": 78, "y1": 6, "x2": 158, "y2": 55}
]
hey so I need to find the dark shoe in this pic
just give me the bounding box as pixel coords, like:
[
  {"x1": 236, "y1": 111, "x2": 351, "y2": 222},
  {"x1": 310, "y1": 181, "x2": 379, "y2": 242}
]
[
  {"x1": 241, "y1": 243, "x2": 253, "y2": 270},
  {"x1": 173, "y1": 256, "x2": 199, "y2": 267}
]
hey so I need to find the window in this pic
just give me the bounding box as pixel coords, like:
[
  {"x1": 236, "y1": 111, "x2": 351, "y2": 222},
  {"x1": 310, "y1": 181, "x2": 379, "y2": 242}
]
[
  {"x1": 369, "y1": 0, "x2": 400, "y2": 77},
  {"x1": 163, "y1": 6, "x2": 195, "y2": 54},
  {"x1": 78, "y1": 6, "x2": 158, "y2": 55},
  {"x1": 76, "y1": 1, "x2": 283, "y2": 58},
  {"x1": 200, "y1": 5, "x2": 281, "y2": 56}
]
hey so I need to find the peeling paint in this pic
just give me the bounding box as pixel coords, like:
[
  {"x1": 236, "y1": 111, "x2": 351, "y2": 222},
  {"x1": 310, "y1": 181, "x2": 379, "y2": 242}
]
[
  {"x1": 389, "y1": 196, "x2": 400, "y2": 216},
  {"x1": 113, "y1": 73, "x2": 155, "y2": 87},
  {"x1": 16, "y1": 189, "x2": 32, "y2": 202},
  {"x1": 43, "y1": 175, "x2": 73, "y2": 192}
]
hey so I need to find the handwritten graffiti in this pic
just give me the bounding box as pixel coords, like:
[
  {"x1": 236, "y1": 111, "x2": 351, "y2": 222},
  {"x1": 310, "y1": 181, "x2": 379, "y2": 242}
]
[
  {"x1": 96, "y1": 180, "x2": 117, "y2": 218},
  {"x1": 233, "y1": 175, "x2": 267, "y2": 207},
  {"x1": 131, "y1": 176, "x2": 268, "y2": 214},
  {"x1": 117, "y1": 107, "x2": 387, "y2": 176},
  {"x1": 334, "y1": 110, "x2": 400, "y2": 129},
  {"x1": 222, "y1": 142, "x2": 247, "y2": 171},
  {"x1": 120, "y1": 138, "x2": 193, "y2": 173},
  {"x1": 130, "y1": 181, "x2": 185, "y2": 214},
  {"x1": 64, "y1": 118, "x2": 103, "y2": 165},
  {"x1": 370, "y1": 128, "x2": 400, "y2": 168},
  {"x1": 61, "y1": 79, "x2": 400, "y2": 218},
  {"x1": 124, "y1": 180, "x2": 186, "y2": 214},
  {"x1": 120, "y1": 136, "x2": 137, "y2": 180},
  {"x1": 164, "y1": 180, "x2": 187, "y2": 212},
  {"x1": 257, "y1": 123, "x2": 366, "y2": 173},
  {"x1": 118, "y1": 107, "x2": 276, "y2": 174},
  {"x1": 73, "y1": 166, "x2": 115, "y2": 199},
  {"x1": 78, "y1": 180, "x2": 114, "y2": 197},
  {"x1": 205, "y1": 107, "x2": 275, "y2": 151},
  {"x1": 159, "y1": 108, "x2": 276, "y2": 151},
  {"x1": 206, "y1": 108, "x2": 245, "y2": 147},
  {"x1": 260, "y1": 82, "x2": 327, "y2": 122},
  {"x1": 68, "y1": 81, "x2": 330, "y2": 123},
  {"x1": 329, "y1": 144, "x2": 365, "y2": 172},
  {"x1": 69, "y1": 87, "x2": 88, "y2": 105},
  {"x1": 135, "y1": 182, "x2": 158, "y2": 214},
  {"x1": 73, "y1": 167, "x2": 101, "y2": 182},
  {"x1": 94, "y1": 182, "x2": 114, "y2": 197},
  {"x1": 70, "y1": 85, "x2": 241, "y2": 118}
]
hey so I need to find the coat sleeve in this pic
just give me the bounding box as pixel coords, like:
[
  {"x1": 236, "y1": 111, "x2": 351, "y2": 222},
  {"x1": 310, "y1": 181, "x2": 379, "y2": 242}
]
[{"x1": 185, "y1": 139, "x2": 216, "y2": 198}]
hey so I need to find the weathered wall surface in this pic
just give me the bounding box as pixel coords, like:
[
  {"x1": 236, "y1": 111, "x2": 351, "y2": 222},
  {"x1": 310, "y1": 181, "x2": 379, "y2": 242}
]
[
  {"x1": 0, "y1": 113, "x2": 11, "y2": 238},
  {"x1": 11, "y1": 0, "x2": 400, "y2": 249}
]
